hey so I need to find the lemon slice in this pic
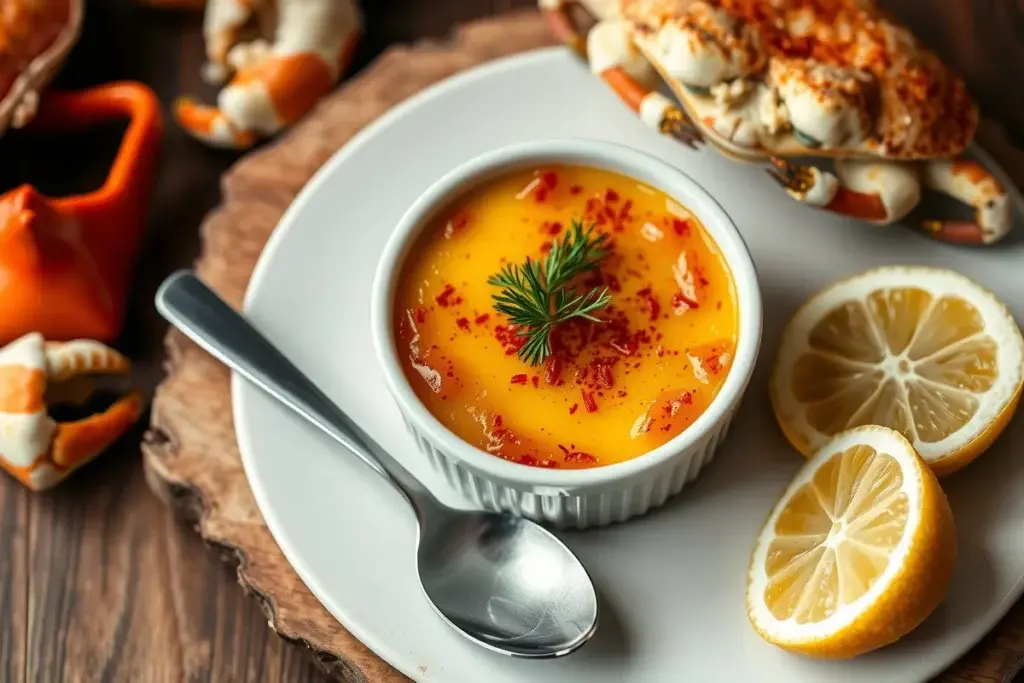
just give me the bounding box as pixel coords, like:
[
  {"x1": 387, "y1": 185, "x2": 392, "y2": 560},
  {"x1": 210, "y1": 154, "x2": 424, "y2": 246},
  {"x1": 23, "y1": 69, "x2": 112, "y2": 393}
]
[
  {"x1": 770, "y1": 266, "x2": 1024, "y2": 476},
  {"x1": 746, "y1": 425, "x2": 956, "y2": 658}
]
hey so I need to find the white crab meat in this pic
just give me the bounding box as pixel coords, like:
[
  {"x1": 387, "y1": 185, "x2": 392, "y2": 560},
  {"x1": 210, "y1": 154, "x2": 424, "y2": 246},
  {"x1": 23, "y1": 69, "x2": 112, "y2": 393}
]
[
  {"x1": 769, "y1": 58, "x2": 874, "y2": 148},
  {"x1": 757, "y1": 83, "x2": 790, "y2": 136},
  {"x1": 587, "y1": 19, "x2": 660, "y2": 88},
  {"x1": 648, "y1": 3, "x2": 761, "y2": 88}
]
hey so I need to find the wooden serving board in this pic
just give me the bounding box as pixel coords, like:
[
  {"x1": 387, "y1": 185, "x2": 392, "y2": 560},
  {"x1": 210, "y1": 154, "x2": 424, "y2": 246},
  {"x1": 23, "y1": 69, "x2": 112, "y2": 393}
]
[{"x1": 141, "y1": 10, "x2": 1024, "y2": 683}]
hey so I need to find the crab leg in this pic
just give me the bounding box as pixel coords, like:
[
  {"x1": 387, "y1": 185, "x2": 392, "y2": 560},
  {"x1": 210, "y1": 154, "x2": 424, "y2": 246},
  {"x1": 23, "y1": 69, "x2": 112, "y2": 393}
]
[
  {"x1": 51, "y1": 393, "x2": 143, "y2": 469},
  {"x1": 920, "y1": 159, "x2": 1012, "y2": 244},
  {"x1": 177, "y1": 0, "x2": 362, "y2": 149},
  {"x1": 539, "y1": 1, "x2": 703, "y2": 149},
  {"x1": 768, "y1": 157, "x2": 924, "y2": 225},
  {"x1": 43, "y1": 339, "x2": 143, "y2": 470}
]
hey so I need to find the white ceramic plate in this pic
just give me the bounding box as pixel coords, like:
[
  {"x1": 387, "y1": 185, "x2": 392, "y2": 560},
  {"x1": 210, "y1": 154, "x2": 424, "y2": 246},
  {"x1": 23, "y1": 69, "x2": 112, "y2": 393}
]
[{"x1": 234, "y1": 47, "x2": 1024, "y2": 682}]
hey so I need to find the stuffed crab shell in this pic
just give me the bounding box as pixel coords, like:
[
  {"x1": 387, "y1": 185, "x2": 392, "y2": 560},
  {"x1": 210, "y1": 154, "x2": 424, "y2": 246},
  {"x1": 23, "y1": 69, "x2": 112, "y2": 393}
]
[{"x1": 618, "y1": 0, "x2": 978, "y2": 160}]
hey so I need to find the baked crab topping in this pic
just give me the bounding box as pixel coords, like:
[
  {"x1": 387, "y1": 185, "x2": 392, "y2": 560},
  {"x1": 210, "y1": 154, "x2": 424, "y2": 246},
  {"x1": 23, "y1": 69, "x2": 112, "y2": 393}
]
[
  {"x1": 540, "y1": 0, "x2": 1013, "y2": 245},
  {"x1": 649, "y1": 2, "x2": 763, "y2": 90},
  {"x1": 768, "y1": 58, "x2": 875, "y2": 148}
]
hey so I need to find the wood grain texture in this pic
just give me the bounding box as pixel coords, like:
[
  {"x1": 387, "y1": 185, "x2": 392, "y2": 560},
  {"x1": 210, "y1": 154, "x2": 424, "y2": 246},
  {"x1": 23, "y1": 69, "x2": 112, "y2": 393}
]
[{"x1": 138, "y1": 6, "x2": 1024, "y2": 683}]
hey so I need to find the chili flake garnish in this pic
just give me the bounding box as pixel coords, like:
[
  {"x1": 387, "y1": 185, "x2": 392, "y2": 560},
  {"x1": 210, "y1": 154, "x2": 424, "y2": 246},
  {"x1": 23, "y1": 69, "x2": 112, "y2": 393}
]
[
  {"x1": 435, "y1": 284, "x2": 456, "y2": 307},
  {"x1": 510, "y1": 373, "x2": 528, "y2": 385},
  {"x1": 581, "y1": 389, "x2": 598, "y2": 413}
]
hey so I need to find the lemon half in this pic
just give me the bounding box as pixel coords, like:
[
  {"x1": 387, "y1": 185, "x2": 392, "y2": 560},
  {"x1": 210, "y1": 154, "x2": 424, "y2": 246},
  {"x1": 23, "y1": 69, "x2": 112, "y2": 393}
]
[
  {"x1": 746, "y1": 425, "x2": 956, "y2": 658},
  {"x1": 770, "y1": 266, "x2": 1024, "y2": 476}
]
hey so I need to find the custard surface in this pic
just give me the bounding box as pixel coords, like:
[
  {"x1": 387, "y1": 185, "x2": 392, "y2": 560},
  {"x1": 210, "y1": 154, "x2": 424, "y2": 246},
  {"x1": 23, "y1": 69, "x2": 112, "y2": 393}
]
[{"x1": 393, "y1": 165, "x2": 738, "y2": 469}]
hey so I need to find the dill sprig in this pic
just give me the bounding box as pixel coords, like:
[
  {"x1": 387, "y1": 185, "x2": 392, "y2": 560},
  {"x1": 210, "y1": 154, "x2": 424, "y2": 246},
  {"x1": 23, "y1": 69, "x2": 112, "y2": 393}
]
[{"x1": 487, "y1": 219, "x2": 612, "y2": 366}]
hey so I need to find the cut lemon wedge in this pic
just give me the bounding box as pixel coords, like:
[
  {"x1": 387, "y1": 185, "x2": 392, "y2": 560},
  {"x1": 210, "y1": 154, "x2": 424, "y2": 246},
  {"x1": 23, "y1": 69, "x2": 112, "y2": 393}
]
[
  {"x1": 770, "y1": 266, "x2": 1024, "y2": 476},
  {"x1": 746, "y1": 425, "x2": 956, "y2": 658}
]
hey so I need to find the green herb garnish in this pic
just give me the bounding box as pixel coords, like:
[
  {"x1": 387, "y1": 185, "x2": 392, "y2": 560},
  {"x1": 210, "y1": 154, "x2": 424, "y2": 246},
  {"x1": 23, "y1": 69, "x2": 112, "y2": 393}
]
[{"x1": 487, "y1": 219, "x2": 612, "y2": 366}]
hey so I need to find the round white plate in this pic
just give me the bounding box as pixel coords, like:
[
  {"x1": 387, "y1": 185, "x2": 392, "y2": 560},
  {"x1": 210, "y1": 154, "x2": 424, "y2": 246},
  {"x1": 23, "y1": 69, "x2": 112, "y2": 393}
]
[{"x1": 234, "y1": 47, "x2": 1024, "y2": 682}]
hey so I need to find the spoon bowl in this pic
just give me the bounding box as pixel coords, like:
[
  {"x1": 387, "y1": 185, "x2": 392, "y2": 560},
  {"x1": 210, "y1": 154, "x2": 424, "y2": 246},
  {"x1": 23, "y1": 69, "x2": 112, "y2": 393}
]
[
  {"x1": 155, "y1": 270, "x2": 599, "y2": 659},
  {"x1": 417, "y1": 510, "x2": 598, "y2": 658}
]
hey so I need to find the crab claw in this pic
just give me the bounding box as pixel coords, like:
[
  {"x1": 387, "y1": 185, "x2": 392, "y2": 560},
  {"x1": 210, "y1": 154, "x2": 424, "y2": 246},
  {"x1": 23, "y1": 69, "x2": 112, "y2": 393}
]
[
  {"x1": 0, "y1": 333, "x2": 142, "y2": 491},
  {"x1": 920, "y1": 159, "x2": 1013, "y2": 245},
  {"x1": 767, "y1": 157, "x2": 922, "y2": 225}
]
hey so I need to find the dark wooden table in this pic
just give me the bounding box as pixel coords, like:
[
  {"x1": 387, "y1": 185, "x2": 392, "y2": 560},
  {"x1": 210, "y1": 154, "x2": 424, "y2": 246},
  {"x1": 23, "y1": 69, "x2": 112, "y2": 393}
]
[{"x1": 0, "y1": 1, "x2": 1019, "y2": 681}]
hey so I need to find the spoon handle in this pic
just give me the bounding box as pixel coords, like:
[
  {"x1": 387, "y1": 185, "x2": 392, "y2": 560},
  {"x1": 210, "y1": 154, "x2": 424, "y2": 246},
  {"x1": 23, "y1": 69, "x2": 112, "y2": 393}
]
[{"x1": 154, "y1": 270, "x2": 437, "y2": 515}]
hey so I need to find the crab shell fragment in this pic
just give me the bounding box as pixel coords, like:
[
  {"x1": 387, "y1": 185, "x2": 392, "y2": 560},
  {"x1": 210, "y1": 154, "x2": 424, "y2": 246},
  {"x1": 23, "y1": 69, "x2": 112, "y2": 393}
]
[
  {"x1": 0, "y1": 333, "x2": 142, "y2": 491},
  {"x1": 0, "y1": 0, "x2": 84, "y2": 138}
]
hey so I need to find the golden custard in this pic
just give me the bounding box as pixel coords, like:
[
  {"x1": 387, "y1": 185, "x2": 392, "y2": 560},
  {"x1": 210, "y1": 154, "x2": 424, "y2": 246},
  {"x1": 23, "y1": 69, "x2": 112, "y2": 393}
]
[{"x1": 393, "y1": 164, "x2": 738, "y2": 469}]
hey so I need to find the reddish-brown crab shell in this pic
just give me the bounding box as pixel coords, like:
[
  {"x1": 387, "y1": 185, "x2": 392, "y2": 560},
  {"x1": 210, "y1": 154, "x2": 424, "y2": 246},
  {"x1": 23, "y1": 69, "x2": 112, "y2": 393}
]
[
  {"x1": 0, "y1": 0, "x2": 84, "y2": 138},
  {"x1": 541, "y1": 0, "x2": 1013, "y2": 245}
]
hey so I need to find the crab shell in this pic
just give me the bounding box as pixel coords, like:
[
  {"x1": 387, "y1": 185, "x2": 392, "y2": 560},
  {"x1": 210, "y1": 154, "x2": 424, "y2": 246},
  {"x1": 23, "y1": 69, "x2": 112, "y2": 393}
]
[
  {"x1": 0, "y1": 0, "x2": 84, "y2": 139},
  {"x1": 0, "y1": 332, "x2": 142, "y2": 491},
  {"x1": 602, "y1": 0, "x2": 979, "y2": 164}
]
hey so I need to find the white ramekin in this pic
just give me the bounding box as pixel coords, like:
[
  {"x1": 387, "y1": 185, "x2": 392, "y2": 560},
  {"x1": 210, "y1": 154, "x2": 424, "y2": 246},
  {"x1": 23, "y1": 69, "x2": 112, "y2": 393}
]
[{"x1": 370, "y1": 138, "x2": 762, "y2": 529}]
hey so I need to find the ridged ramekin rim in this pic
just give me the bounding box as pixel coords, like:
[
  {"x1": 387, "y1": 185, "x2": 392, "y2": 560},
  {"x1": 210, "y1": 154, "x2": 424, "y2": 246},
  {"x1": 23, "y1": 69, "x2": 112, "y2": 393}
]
[{"x1": 370, "y1": 137, "x2": 762, "y2": 492}]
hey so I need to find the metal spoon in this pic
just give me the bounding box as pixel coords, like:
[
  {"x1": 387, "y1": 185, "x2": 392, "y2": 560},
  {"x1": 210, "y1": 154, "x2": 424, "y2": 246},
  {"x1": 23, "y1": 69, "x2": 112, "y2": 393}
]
[{"x1": 155, "y1": 270, "x2": 599, "y2": 659}]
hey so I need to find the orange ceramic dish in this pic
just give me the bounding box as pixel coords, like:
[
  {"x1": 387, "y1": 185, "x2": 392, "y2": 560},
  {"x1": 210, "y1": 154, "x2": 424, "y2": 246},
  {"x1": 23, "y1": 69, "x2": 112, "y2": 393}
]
[{"x1": 392, "y1": 164, "x2": 738, "y2": 469}]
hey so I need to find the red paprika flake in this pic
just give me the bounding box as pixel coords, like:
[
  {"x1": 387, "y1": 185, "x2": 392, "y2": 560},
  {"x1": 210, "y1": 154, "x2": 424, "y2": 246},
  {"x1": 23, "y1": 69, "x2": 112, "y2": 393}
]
[
  {"x1": 672, "y1": 218, "x2": 691, "y2": 236},
  {"x1": 568, "y1": 403, "x2": 579, "y2": 415},
  {"x1": 544, "y1": 355, "x2": 562, "y2": 385},
  {"x1": 569, "y1": 184, "x2": 583, "y2": 195},
  {"x1": 474, "y1": 313, "x2": 490, "y2": 325},
  {"x1": 581, "y1": 389, "x2": 598, "y2": 413},
  {"x1": 435, "y1": 283, "x2": 456, "y2": 307},
  {"x1": 510, "y1": 374, "x2": 528, "y2": 385},
  {"x1": 494, "y1": 324, "x2": 526, "y2": 355},
  {"x1": 604, "y1": 273, "x2": 621, "y2": 292},
  {"x1": 672, "y1": 292, "x2": 700, "y2": 310},
  {"x1": 604, "y1": 188, "x2": 620, "y2": 202},
  {"x1": 517, "y1": 454, "x2": 538, "y2": 466},
  {"x1": 456, "y1": 317, "x2": 470, "y2": 331},
  {"x1": 636, "y1": 286, "x2": 661, "y2": 321},
  {"x1": 618, "y1": 199, "x2": 633, "y2": 221},
  {"x1": 531, "y1": 376, "x2": 540, "y2": 388},
  {"x1": 534, "y1": 186, "x2": 549, "y2": 202},
  {"x1": 595, "y1": 362, "x2": 614, "y2": 389},
  {"x1": 414, "y1": 308, "x2": 427, "y2": 324},
  {"x1": 541, "y1": 171, "x2": 558, "y2": 189}
]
